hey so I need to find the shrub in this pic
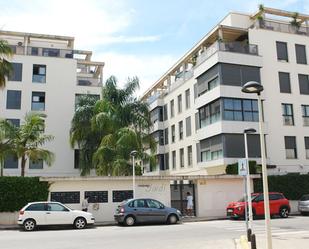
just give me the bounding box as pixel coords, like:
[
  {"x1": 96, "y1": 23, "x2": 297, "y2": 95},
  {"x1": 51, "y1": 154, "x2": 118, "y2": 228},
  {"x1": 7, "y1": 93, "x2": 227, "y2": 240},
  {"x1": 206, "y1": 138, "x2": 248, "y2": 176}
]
[
  {"x1": 225, "y1": 161, "x2": 261, "y2": 175},
  {"x1": 0, "y1": 177, "x2": 49, "y2": 212},
  {"x1": 254, "y1": 173, "x2": 309, "y2": 200}
]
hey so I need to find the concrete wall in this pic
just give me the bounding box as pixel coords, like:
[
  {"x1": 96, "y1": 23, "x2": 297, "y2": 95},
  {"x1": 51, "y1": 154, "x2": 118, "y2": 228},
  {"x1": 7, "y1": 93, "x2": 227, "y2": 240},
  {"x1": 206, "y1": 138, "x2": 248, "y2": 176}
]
[{"x1": 48, "y1": 179, "x2": 171, "y2": 222}]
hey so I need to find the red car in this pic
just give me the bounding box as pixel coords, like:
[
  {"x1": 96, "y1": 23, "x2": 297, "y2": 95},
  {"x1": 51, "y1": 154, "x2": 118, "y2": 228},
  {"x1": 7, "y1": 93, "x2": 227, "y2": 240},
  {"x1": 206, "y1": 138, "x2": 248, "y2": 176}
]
[{"x1": 226, "y1": 192, "x2": 290, "y2": 219}]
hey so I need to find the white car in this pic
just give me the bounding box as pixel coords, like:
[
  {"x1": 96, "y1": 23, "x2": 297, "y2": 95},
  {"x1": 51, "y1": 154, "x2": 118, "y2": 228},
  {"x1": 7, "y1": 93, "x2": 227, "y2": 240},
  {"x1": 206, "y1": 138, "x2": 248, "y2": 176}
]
[{"x1": 18, "y1": 201, "x2": 95, "y2": 231}]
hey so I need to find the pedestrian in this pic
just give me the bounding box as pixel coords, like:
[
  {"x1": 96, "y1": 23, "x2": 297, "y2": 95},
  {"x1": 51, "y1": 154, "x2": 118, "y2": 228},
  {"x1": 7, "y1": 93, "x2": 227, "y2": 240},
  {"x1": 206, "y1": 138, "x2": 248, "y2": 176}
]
[
  {"x1": 186, "y1": 192, "x2": 194, "y2": 217},
  {"x1": 82, "y1": 197, "x2": 89, "y2": 212}
]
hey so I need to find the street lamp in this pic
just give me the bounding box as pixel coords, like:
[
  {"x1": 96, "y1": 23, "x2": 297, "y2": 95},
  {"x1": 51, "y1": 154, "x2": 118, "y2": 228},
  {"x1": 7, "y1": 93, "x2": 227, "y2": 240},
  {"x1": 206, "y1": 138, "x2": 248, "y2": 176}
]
[
  {"x1": 130, "y1": 150, "x2": 138, "y2": 199},
  {"x1": 244, "y1": 128, "x2": 256, "y2": 238},
  {"x1": 242, "y1": 81, "x2": 272, "y2": 249}
]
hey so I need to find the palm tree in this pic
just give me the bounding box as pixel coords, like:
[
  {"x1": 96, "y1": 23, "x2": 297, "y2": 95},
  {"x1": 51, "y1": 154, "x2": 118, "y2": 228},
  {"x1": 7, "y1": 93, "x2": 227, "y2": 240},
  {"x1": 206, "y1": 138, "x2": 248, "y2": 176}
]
[
  {"x1": 0, "y1": 39, "x2": 13, "y2": 88},
  {"x1": 15, "y1": 112, "x2": 55, "y2": 176},
  {"x1": 0, "y1": 119, "x2": 17, "y2": 176}
]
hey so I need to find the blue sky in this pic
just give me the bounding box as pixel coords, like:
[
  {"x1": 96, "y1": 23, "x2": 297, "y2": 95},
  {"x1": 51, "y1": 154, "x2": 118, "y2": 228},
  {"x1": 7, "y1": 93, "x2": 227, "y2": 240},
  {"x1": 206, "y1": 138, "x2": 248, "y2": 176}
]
[{"x1": 1, "y1": 0, "x2": 308, "y2": 95}]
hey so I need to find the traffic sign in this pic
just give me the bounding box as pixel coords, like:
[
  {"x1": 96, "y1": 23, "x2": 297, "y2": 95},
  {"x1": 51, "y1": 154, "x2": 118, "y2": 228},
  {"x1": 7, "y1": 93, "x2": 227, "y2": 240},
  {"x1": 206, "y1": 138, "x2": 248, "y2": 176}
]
[{"x1": 238, "y1": 159, "x2": 248, "y2": 176}]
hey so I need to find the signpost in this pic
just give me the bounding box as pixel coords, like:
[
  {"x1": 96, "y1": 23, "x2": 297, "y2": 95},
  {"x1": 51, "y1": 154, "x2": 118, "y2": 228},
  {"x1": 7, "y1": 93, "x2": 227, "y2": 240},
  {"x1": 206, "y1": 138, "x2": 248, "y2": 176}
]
[{"x1": 238, "y1": 159, "x2": 249, "y2": 236}]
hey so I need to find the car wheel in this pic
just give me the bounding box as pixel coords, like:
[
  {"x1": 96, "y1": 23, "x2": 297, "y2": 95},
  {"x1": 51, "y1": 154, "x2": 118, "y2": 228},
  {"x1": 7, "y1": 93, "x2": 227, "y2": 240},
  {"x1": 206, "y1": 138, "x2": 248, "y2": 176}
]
[
  {"x1": 279, "y1": 207, "x2": 289, "y2": 218},
  {"x1": 124, "y1": 216, "x2": 135, "y2": 226},
  {"x1": 23, "y1": 219, "x2": 36, "y2": 231},
  {"x1": 74, "y1": 217, "x2": 87, "y2": 229},
  {"x1": 168, "y1": 214, "x2": 178, "y2": 224}
]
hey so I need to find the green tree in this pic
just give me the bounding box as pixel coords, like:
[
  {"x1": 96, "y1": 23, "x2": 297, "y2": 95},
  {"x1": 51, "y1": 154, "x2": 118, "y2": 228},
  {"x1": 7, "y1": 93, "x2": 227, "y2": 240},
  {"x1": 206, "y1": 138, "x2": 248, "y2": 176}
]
[
  {"x1": 0, "y1": 39, "x2": 13, "y2": 88},
  {"x1": 3, "y1": 112, "x2": 55, "y2": 177},
  {"x1": 0, "y1": 119, "x2": 17, "y2": 176}
]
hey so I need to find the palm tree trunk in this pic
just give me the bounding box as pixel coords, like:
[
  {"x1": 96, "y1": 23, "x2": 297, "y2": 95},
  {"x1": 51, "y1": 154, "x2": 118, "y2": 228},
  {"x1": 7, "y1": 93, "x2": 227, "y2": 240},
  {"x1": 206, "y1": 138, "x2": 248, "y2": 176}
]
[
  {"x1": 0, "y1": 157, "x2": 3, "y2": 177},
  {"x1": 21, "y1": 156, "x2": 26, "y2": 177}
]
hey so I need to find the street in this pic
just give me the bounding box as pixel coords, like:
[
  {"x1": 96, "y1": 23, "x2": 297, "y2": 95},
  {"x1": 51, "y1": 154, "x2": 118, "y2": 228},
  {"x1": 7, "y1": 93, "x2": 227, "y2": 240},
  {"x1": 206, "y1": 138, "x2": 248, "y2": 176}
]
[{"x1": 1, "y1": 217, "x2": 309, "y2": 249}]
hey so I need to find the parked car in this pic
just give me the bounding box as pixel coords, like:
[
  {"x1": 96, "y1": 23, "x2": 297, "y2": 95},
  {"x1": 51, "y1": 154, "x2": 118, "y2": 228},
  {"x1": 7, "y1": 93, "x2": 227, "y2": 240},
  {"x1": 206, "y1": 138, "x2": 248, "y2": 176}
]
[
  {"x1": 226, "y1": 192, "x2": 290, "y2": 219},
  {"x1": 298, "y1": 194, "x2": 309, "y2": 215},
  {"x1": 18, "y1": 201, "x2": 95, "y2": 231},
  {"x1": 114, "y1": 198, "x2": 182, "y2": 226}
]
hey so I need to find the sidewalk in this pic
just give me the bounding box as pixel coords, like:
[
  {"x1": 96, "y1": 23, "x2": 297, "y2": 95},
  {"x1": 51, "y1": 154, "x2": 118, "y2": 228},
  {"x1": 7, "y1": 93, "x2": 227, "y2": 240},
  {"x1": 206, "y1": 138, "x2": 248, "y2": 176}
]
[{"x1": 0, "y1": 216, "x2": 227, "y2": 230}]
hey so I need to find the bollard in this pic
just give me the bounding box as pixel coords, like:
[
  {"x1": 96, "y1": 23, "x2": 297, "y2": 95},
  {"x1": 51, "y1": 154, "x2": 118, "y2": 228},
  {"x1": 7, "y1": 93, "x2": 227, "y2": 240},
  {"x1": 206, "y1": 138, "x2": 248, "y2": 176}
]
[
  {"x1": 251, "y1": 234, "x2": 257, "y2": 249},
  {"x1": 247, "y1": 228, "x2": 252, "y2": 242}
]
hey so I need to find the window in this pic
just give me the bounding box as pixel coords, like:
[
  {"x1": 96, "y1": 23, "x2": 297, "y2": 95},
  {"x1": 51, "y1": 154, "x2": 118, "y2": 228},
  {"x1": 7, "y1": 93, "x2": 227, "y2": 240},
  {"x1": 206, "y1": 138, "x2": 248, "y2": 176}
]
[
  {"x1": 284, "y1": 136, "x2": 297, "y2": 159},
  {"x1": 187, "y1": 146, "x2": 192, "y2": 167},
  {"x1": 29, "y1": 159, "x2": 43, "y2": 169},
  {"x1": 304, "y1": 137, "x2": 309, "y2": 159},
  {"x1": 171, "y1": 125, "x2": 175, "y2": 143},
  {"x1": 178, "y1": 94, "x2": 182, "y2": 113},
  {"x1": 153, "y1": 130, "x2": 164, "y2": 146},
  {"x1": 47, "y1": 203, "x2": 69, "y2": 212},
  {"x1": 199, "y1": 99, "x2": 221, "y2": 127},
  {"x1": 130, "y1": 199, "x2": 147, "y2": 208},
  {"x1": 279, "y1": 72, "x2": 291, "y2": 93},
  {"x1": 282, "y1": 104, "x2": 294, "y2": 125},
  {"x1": 112, "y1": 190, "x2": 133, "y2": 202},
  {"x1": 146, "y1": 199, "x2": 163, "y2": 209},
  {"x1": 276, "y1": 41, "x2": 288, "y2": 62},
  {"x1": 223, "y1": 98, "x2": 258, "y2": 122},
  {"x1": 50, "y1": 192, "x2": 80, "y2": 204},
  {"x1": 32, "y1": 64, "x2": 46, "y2": 83},
  {"x1": 26, "y1": 203, "x2": 46, "y2": 211},
  {"x1": 6, "y1": 90, "x2": 21, "y2": 109},
  {"x1": 295, "y1": 44, "x2": 307, "y2": 64},
  {"x1": 185, "y1": 89, "x2": 190, "y2": 109},
  {"x1": 200, "y1": 135, "x2": 223, "y2": 162},
  {"x1": 180, "y1": 148, "x2": 184, "y2": 168},
  {"x1": 74, "y1": 149, "x2": 80, "y2": 169},
  {"x1": 31, "y1": 92, "x2": 45, "y2": 111},
  {"x1": 269, "y1": 194, "x2": 284, "y2": 201},
  {"x1": 196, "y1": 65, "x2": 219, "y2": 96},
  {"x1": 185, "y1": 116, "x2": 191, "y2": 137},
  {"x1": 179, "y1": 121, "x2": 183, "y2": 140},
  {"x1": 85, "y1": 191, "x2": 108, "y2": 203},
  {"x1": 4, "y1": 154, "x2": 18, "y2": 169},
  {"x1": 6, "y1": 119, "x2": 20, "y2": 127},
  {"x1": 164, "y1": 153, "x2": 169, "y2": 170},
  {"x1": 208, "y1": 76, "x2": 219, "y2": 90},
  {"x1": 172, "y1": 151, "x2": 176, "y2": 169},
  {"x1": 150, "y1": 107, "x2": 163, "y2": 124},
  {"x1": 163, "y1": 104, "x2": 168, "y2": 121},
  {"x1": 43, "y1": 48, "x2": 60, "y2": 57},
  {"x1": 170, "y1": 100, "x2": 175, "y2": 118},
  {"x1": 164, "y1": 128, "x2": 168, "y2": 145},
  {"x1": 8, "y1": 63, "x2": 22, "y2": 81},
  {"x1": 302, "y1": 105, "x2": 309, "y2": 126},
  {"x1": 298, "y1": 74, "x2": 309, "y2": 95}
]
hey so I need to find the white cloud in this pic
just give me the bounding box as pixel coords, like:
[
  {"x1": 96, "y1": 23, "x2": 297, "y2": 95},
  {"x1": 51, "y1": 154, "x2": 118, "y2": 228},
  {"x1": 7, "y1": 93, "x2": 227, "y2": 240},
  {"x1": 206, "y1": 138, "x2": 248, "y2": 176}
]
[
  {"x1": 94, "y1": 52, "x2": 177, "y2": 97},
  {"x1": 0, "y1": 0, "x2": 157, "y2": 49}
]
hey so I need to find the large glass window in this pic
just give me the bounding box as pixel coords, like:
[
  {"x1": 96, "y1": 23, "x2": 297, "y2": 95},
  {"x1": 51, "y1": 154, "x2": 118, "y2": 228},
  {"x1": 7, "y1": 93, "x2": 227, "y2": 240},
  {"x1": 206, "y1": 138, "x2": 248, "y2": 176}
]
[
  {"x1": 187, "y1": 146, "x2": 192, "y2": 167},
  {"x1": 302, "y1": 105, "x2": 309, "y2": 126},
  {"x1": 199, "y1": 99, "x2": 221, "y2": 127},
  {"x1": 180, "y1": 148, "x2": 184, "y2": 168},
  {"x1": 223, "y1": 98, "x2": 258, "y2": 122},
  {"x1": 185, "y1": 89, "x2": 190, "y2": 109},
  {"x1": 179, "y1": 121, "x2": 183, "y2": 140},
  {"x1": 185, "y1": 116, "x2": 191, "y2": 137},
  {"x1": 150, "y1": 107, "x2": 163, "y2": 124},
  {"x1": 200, "y1": 135, "x2": 223, "y2": 162},
  {"x1": 6, "y1": 90, "x2": 21, "y2": 109},
  {"x1": 29, "y1": 159, "x2": 43, "y2": 169},
  {"x1": 178, "y1": 94, "x2": 182, "y2": 113},
  {"x1": 164, "y1": 128, "x2": 168, "y2": 145},
  {"x1": 153, "y1": 130, "x2": 164, "y2": 146},
  {"x1": 8, "y1": 63, "x2": 22, "y2": 81},
  {"x1": 32, "y1": 64, "x2": 46, "y2": 83},
  {"x1": 163, "y1": 104, "x2": 168, "y2": 121},
  {"x1": 4, "y1": 154, "x2": 18, "y2": 169},
  {"x1": 170, "y1": 100, "x2": 175, "y2": 118},
  {"x1": 6, "y1": 119, "x2": 20, "y2": 127},
  {"x1": 305, "y1": 137, "x2": 309, "y2": 159},
  {"x1": 298, "y1": 74, "x2": 309, "y2": 95},
  {"x1": 31, "y1": 92, "x2": 45, "y2": 111},
  {"x1": 284, "y1": 136, "x2": 297, "y2": 159},
  {"x1": 171, "y1": 125, "x2": 175, "y2": 143},
  {"x1": 172, "y1": 151, "x2": 176, "y2": 169},
  {"x1": 279, "y1": 72, "x2": 291, "y2": 93},
  {"x1": 282, "y1": 103, "x2": 294, "y2": 125},
  {"x1": 276, "y1": 41, "x2": 288, "y2": 62}
]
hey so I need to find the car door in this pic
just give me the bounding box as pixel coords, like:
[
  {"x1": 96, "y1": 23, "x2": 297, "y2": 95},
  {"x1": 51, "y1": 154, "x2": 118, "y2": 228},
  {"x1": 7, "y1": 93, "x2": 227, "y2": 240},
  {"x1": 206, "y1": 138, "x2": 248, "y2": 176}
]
[
  {"x1": 145, "y1": 199, "x2": 167, "y2": 223},
  {"x1": 253, "y1": 194, "x2": 264, "y2": 215},
  {"x1": 128, "y1": 199, "x2": 149, "y2": 223},
  {"x1": 269, "y1": 194, "x2": 283, "y2": 214},
  {"x1": 25, "y1": 203, "x2": 47, "y2": 225},
  {"x1": 46, "y1": 203, "x2": 72, "y2": 225}
]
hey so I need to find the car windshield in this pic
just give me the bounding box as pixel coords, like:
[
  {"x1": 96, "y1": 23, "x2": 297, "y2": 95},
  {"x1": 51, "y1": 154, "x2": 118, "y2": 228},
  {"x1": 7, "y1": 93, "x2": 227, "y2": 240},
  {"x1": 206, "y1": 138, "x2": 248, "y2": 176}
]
[
  {"x1": 238, "y1": 194, "x2": 258, "y2": 202},
  {"x1": 300, "y1": 194, "x2": 309, "y2": 201}
]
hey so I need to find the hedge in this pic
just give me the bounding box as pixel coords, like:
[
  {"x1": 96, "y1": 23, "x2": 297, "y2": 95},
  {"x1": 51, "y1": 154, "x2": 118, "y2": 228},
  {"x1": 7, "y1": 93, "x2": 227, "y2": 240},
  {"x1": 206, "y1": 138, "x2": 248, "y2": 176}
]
[
  {"x1": 254, "y1": 173, "x2": 309, "y2": 200},
  {"x1": 225, "y1": 161, "x2": 261, "y2": 175},
  {"x1": 0, "y1": 177, "x2": 49, "y2": 212}
]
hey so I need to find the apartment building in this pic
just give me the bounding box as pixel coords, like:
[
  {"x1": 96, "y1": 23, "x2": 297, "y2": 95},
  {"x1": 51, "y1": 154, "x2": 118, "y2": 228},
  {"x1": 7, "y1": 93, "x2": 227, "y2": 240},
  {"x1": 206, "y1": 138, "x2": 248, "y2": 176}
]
[
  {"x1": 142, "y1": 7, "x2": 309, "y2": 176},
  {"x1": 0, "y1": 30, "x2": 104, "y2": 176}
]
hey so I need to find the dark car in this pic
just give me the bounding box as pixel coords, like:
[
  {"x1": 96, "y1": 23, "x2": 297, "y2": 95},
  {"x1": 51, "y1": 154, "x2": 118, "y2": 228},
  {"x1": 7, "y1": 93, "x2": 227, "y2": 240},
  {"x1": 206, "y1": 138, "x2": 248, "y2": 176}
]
[
  {"x1": 114, "y1": 198, "x2": 182, "y2": 226},
  {"x1": 226, "y1": 192, "x2": 290, "y2": 219}
]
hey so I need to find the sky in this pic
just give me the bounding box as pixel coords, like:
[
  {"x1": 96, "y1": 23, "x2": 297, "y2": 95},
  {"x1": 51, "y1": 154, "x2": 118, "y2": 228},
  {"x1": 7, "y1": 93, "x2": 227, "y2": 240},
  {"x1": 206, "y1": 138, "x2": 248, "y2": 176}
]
[{"x1": 1, "y1": 0, "x2": 308, "y2": 96}]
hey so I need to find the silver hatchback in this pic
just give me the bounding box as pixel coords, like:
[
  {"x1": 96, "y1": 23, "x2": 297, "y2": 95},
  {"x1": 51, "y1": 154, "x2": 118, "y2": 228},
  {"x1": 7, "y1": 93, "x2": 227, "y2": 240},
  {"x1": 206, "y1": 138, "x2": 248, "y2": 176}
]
[{"x1": 298, "y1": 194, "x2": 309, "y2": 215}]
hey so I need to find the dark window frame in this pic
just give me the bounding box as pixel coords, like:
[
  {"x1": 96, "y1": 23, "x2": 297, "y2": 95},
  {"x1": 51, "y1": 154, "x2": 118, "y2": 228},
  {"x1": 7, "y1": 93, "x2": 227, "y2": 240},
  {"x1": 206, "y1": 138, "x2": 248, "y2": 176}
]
[{"x1": 282, "y1": 103, "x2": 294, "y2": 126}]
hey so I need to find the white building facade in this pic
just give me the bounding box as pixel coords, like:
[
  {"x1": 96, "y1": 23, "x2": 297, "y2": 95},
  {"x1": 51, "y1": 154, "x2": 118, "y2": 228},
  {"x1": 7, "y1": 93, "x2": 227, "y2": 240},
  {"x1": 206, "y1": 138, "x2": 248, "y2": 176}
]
[
  {"x1": 0, "y1": 30, "x2": 104, "y2": 176},
  {"x1": 142, "y1": 7, "x2": 309, "y2": 176}
]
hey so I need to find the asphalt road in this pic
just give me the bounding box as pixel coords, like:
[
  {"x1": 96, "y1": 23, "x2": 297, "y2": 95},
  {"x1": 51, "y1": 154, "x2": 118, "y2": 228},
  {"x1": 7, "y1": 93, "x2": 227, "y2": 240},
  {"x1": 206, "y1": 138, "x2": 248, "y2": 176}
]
[{"x1": 1, "y1": 216, "x2": 309, "y2": 249}]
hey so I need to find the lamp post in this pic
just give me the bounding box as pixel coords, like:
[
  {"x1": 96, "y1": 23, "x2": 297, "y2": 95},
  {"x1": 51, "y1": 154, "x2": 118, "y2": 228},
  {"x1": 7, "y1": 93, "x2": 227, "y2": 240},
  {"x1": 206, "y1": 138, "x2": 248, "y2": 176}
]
[
  {"x1": 244, "y1": 128, "x2": 256, "y2": 237},
  {"x1": 130, "y1": 150, "x2": 138, "y2": 199},
  {"x1": 242, "y1": 81, "x2": 272, "y2": 249}
]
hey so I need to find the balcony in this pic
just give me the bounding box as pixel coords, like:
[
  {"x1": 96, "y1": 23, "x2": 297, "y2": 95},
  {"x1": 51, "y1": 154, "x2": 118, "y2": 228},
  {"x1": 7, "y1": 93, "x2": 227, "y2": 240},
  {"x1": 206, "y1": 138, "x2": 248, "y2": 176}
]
[
  {"x1": 195, "y1": 41, "x2": 258, "y2": 67},
  {"x1": 254, "y1": 19, "x2": 309, "y2": 36},
  {"x1": 77, "y1": 76, "x2": 102, "y2": 87},
  {"x1": 9, "y1": 45, "x2": 74, "y2": 58}
]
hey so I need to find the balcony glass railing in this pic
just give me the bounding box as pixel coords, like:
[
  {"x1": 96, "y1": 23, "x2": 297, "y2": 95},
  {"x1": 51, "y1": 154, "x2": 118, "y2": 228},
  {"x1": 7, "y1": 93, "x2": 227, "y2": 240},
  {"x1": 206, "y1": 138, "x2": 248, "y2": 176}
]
[
  {"x1": 77, "y1": 76, "x2": 101, "y2": 87},
  {"x1": 9, "y1": 45, "x2": 74, "y2": 58}
]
